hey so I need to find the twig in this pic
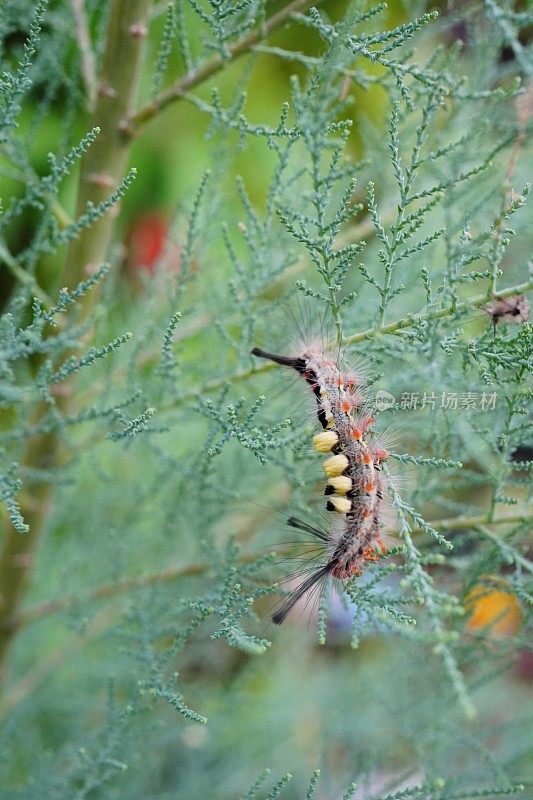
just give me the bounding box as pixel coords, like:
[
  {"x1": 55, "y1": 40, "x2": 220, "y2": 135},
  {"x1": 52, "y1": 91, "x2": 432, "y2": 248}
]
[
  {"x1": 344, "y1": 279, "x2": 533, "y2": 345},
  {"x1": 12, "y1": 562, "x2": 207, "y2": 630},
  {"x1": 161, "y1": 279, "x2": 533, "y2": 410},
  {"x1": 489, "y1": 80, "x2": 532, "y2": 294},
  {"x1": 475, "y1": 524, "x2": 533, "y2": 574},
  {"x1": 124, "y1": 0, "x2": 321, "y2": 136},
  {"x1": 0, "y1": 240, "x2": 52, "y2": 304},
  {"x1": 10, "y1": 507, "x2": 532, "y2": 632},
  {"x1": 434, "y1": 509, "x2": 533, "y2": 532}
]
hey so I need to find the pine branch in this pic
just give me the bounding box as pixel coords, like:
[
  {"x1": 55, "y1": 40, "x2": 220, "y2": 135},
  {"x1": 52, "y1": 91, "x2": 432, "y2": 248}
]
[{"x1": 124, "y1": 0, "x2": 321, "y2": 136}]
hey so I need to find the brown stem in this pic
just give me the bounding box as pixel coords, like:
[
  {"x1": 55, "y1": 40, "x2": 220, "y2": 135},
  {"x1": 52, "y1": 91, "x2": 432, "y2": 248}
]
[
  {"x1": 0, "y1": 0, "x2": 153, "y2": 685},
  {"x1": 69, "y1": 0, "x2": 97, "y2": 111},
  {"x1": 124, "y1": 0, "x2": 319, "y2": 136},
  {"x1": 13, "y1": 562, "x2": 207, "y2": 630},
  {"x1": 0, "y1": 414, "x2": 57, "y2": 679},
  {"x1": 10, "y1": 507, "x2": 531, "y2": 633},
  {"x1": 64, "y1": 0, "x2": 153, "y2": 291}
]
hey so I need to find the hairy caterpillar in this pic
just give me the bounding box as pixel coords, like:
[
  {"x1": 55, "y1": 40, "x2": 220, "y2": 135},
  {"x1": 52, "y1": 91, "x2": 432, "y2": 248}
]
[{"x1": 251, "y1": 345, "x2": 391, "y2": 625}]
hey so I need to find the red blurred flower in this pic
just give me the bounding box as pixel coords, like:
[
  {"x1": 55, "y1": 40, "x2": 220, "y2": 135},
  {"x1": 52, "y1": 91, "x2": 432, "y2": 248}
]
[{"x1": 127, "y1": 212, "x2": 181, "y2": 277}]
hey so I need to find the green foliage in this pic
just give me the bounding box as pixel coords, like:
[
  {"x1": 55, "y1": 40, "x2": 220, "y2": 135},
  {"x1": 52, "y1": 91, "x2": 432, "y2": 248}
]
[{"x1": 0, "y1": 0, "x2": 532, "y2": 798}]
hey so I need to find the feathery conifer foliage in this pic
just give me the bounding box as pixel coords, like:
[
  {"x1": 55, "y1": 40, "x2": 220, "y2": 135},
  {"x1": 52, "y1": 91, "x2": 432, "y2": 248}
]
[{"x1": 0, "y1": 0, "x2": 531, "y2": 797}]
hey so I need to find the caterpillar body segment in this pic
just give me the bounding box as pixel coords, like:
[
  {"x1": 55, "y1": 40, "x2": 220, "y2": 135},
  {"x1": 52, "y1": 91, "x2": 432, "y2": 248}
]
[
  {"x1": 312, "y1": 431, "x2": 339, "y2": 452},
  {"x1": 325, "y1": 475, "x2": 352, "y2": 494}
]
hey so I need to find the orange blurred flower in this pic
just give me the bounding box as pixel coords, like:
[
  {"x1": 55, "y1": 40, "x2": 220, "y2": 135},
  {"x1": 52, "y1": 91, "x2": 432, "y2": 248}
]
[{"x1": 465, "y1": 577, "x2": 522, "y2": 637}]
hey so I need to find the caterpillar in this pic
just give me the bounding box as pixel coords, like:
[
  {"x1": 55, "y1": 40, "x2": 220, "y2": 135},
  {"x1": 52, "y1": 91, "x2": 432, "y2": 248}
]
[{"x1": 251, "y1": 345, "x2": 391, "y2": 625}]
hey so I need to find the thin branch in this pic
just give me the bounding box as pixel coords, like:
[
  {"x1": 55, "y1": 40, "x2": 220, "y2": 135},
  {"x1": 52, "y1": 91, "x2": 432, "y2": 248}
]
[
  {"x1": 11, "y1": 506, "x2": 532, "y2": 631},
  {"x1": 475, "y1": 524, "x2": 533, "y2": 574},
  {"x1": 434, "y1": 509, "x2": 533, "y2": 532},
  {"x1": 11, "y1": 562, "x2": 206, "y2": 630},
  {"x1": 161, "y1": 278, "x2": 533, "y2": 410},
  {"x1": 0, "y1": 240, "x2": 52, "y2": 304},
  {"x1": 124, "y1": 0, "x2": 320, "y2": 136},
  {"x1": 343, "y1": 279, "x2": 533, "y2": 345}
]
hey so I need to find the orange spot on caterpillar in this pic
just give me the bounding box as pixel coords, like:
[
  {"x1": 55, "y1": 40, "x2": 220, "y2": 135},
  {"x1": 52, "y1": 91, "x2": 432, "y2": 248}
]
[
  {"x1": 362, "y1": 546, "x2": 380, "y2": 562},
  {"x1": 376, "y1": 536, "x2": 387, "y2": 554},
  {"x1": 351, "y1": 428, "x2": 362, "y2": 441},
  {"x1": 374, "y1": 448, "x2": 389, "y2": 463},
  {"x1": 332, "y1": 560, "x2": 360, "y2": 580},
  {"x1": 365, "y1": 482, "x2": 375, "y2": 493},
  {"x1": 342, "y1": 401, "x2": 351, "y2": 414},
  {"x1": 363, "y1": 452, "x2": 372, "y2": 465}
]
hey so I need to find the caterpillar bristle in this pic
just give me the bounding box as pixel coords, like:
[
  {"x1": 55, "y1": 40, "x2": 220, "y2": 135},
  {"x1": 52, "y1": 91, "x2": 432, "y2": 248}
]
[
  {"x1": 286, "y1": 516, "x2": 328, "y2": 541},
  {"x1": 271, "y1": 564, "x2": 332, "y2": 625}
]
